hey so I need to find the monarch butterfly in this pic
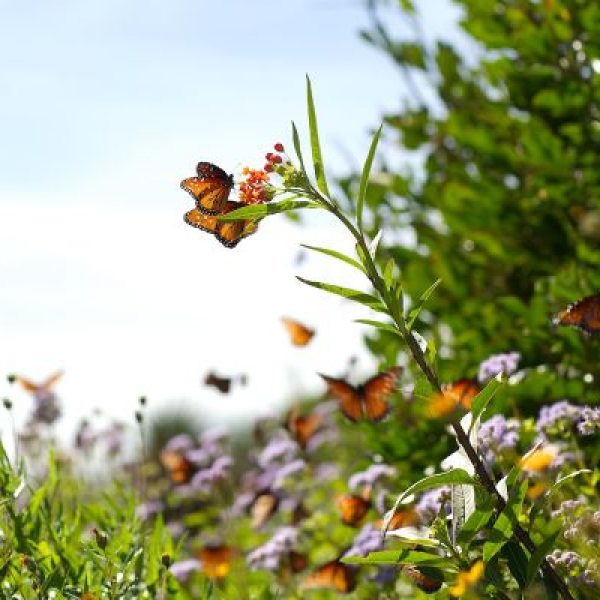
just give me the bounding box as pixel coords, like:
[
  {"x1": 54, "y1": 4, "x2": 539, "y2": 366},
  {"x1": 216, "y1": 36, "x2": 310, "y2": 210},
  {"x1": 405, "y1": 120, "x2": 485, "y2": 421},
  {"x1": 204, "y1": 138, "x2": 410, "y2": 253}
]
[
  {"x1": 281, "y1": 317, "x2": 315, "y2": 347},
  {"x1": 204, "y1": 371, "x2": 232, "y2": 394},
  {"x1": 286, "y1": 407, "x2": 323, "y2": 449},
  {"x1": 553, "y1": 293, "x2": 600, "y2": 334},
  {"x1": 302, "y1": 559, "x2": 357, "y2": 593},
  {"x1": 181, "y1": 162, "x2": 234, "y2": 215},
  {"x1": 426, "y1": 379, "x2": 480, "y2": 418},
  {"x1": 197, "y1": 544, "x2": 235, "y2": 579},
  {"x1": 11, "y1": 370, "x2": 63, "y2": 398},
  {"x1": 337, "y1": 494, "x2": 371, "y2": 527},
  {"x1": 402, "y1": 565, "x2": 443, "y2": 593},
  {"x1": 250, "y1": 491, "x2": 279, "y2": 529},
  {"x1": 376, "y1": 507, "x2": 420, "y2": 531},
  {"x1": 319, "y1": 366, "x2": 402, "y2": 422},
  {"x1": 159, "y1": 450, "x2": 194, "y2": 484},
  {"x1": 184, "y1": 203, "x2": 258, "y2": 248}
]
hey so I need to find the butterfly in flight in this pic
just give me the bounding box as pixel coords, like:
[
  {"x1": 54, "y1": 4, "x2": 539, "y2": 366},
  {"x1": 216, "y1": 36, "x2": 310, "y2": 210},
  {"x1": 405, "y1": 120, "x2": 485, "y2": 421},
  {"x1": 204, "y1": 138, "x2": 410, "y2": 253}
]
[
  {"x1": 553, "y1": 293, "x2": 600, "y2": 334},
  {"x1": 181, "y1": 162, "x2": 258, "y2": 248},
  {"x1": 159, "y1": 450, "x2": 194, "y2": 484},
  {"x1": 336, "y1": 493, "x2": 371, "y2": 527},
  {"x1": 319, "y1": 366, "x2": 402, "y2": 422},
  {"x1": 197, "y1": 544, "x2": 236, "y2": 579},
  {"x1": 402, "y1": 565, "x2": 443, "y2": 593},
  {"x1": 426, "y1": 379, "x2": 480, "y2": 418},
  {"x1": 10, "y1": 370, "x2": 63, "y2": 401},
  {"x1": 286, "y1": 407, "x2": 323, "y2": 449},
  {"x1": 302, "y1": 559, "x2": 357, "y2": 593},
  {"x1": 281, "y1": 317, "x2": 315, "y2": 347}
]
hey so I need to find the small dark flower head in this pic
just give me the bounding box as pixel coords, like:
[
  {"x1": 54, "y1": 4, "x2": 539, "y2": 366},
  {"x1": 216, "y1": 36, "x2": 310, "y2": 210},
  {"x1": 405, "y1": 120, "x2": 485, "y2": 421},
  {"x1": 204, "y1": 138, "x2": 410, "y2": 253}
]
[
  {"x1": 138, "y1": 396, "x2": 147, "y2": 406},
  {"x1": 92, "y1": 527, "x2": 108, "y2": 549},
  {"x1": 134, "y1": 410, "x2": 143, "y2": 424},
  {"x1": 161, "y1": 553, "x2": 172, "y2": 568},
  {"x1": 3, "y1": 398, "x2": 12, "y2": 410},
  {"x1": 7, "y1": 374, "x2": 16, "y2": 384}
]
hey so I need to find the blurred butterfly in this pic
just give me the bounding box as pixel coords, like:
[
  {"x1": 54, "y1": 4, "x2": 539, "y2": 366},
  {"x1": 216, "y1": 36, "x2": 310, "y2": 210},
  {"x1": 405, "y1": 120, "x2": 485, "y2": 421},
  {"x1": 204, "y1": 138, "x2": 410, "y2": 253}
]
[
  {"x1": 159, "y1": 450, "x2": 194, "y2": 484},
  {"x1": 281, "y1": 317, "x2": 315, "y2": 347},
  {"x1": 376, "y1": 507, "x2": 420, "y2": 531},
  {"x1": 181, "y1": 162, "x2": 234, "y2": 215},
  {"x1": 302, "y1": 559, "x2": 357, "y2": 593},
  {"x1": 250, "y1": 491, "x2": 279, "y2": 529},
  {"x1": 286, "y1": 407, "x2": 323, "y2": 449},
  {"x1": 287, "y1": 551, "x2": 309, "y2": 574},
  {"x1": 553, "y1": 293, "x2": 600, "y2": 334},
  {"x1": 11, "y1": 370, "x2": 63, "y2": 400},
  {"x1": 204, "y1": 372, "x2": 232, "y2": 394},
  {"x1": 426, "y1": 379, "x2": 480, "y2": 418},
  {"x1": 337, "y1": 493, "x2": 371, "y2": 527},
  {"x1": 197, "y1": 544, "x2": 235, "y2": 579},
  {"x1": 402, "y1": 565, "x2": 443, "y2": 593},
  {"x1": 184, "y1": 202, "x2": 258, "y2": 248},
  {"x1": 319, "y1": 366, "x2": 402, "y2": 422}
]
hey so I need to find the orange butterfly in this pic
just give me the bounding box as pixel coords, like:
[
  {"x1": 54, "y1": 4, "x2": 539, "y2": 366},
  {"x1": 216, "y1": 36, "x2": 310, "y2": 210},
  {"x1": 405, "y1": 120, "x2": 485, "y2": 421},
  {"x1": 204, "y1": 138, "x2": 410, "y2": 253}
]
[
  {"x1": 11, "y1": 370, "x2": 63, "y2": 397},
  {"x1": 426, "y1": 379, "x2": 480, "y2": 418},
  {"x1": 197, "y1": 544, "x2": 235, "y2": 579},
  {"x1": 302, "y1": 560, "x2": 356, "y2": 593},
  {"x1": 375, "y1": 507, "x2": 420, "y2": 531},
  {"x1": 181, "y1": 162, "x2": 233, "y2": 215},
  {"x1": 250, "y1": 491, "x2": 279, "y2": 529},
  {"x1": 553, "y1": 293, "x2": 600, "y2": 334},
  {"x1": 159, "y1": 450, "x2": 194, "y2": 484},
  {"x1": 337, "y1": 493, "x2": 371, "y2": 527},
  {"x1": 281, "y1": 317, "x2": 315, "y2": 346},
  {"x1": 402, "y1": 565, "x2": 443, "y2": 593},
  {"x1": 319, "y1": 366, "x2": 402, "y2": 422},
  {"x1": 286, "y1": 407, "x2": 323, "y2": 449}
]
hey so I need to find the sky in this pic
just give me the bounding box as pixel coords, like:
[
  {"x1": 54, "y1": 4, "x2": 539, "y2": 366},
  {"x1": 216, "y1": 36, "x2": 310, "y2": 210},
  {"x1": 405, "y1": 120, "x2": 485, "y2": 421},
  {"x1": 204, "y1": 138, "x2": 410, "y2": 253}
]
[{"x1": 0, "y1": 0, "x2": 463, "y2": 439}]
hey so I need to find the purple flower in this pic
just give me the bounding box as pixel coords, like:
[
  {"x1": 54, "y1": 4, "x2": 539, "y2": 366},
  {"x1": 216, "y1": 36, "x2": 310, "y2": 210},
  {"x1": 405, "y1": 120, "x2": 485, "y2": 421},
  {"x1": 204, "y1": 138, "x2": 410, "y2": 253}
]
[
  {"x1": 247, "y1": 527, "x2": 299, "y2": 571},
  {"x1": 136, "y1": 500, "x2": 164, "y2": 521},
  {"x1": 257, "y1": 436, "x2": 298, "y2": 469},
  {"x1": 31, "y1": 393, "x2": 61, "y2": 425},
  {"x1": 348, "y1": 464, "x2": 396, "y2": 490},
  {"x1": 537, "y1": 401, "x2": 582, "y2": 436},
  {"x1": 170, "y1": 558, "x2": 201, "y2": 581},
  {"x1": 344, "y1": 524, "x2": 383, "y2": 558},
  {"x1": 164, "y1": 433, "x2": 195, "y2": 453},
  {"x1": 272, "y1": 459, "x2": 306, "y2": 489},
  {"x1": 415, "y1": 487, "x2": 451, "y2": 523},
  {"x1": 190, "y1": 455, "x2": 233, "y2": 492},
  {"x1": 478, "y1": 414, "x2": 520, "y2": 465},
  {"x1": 577, "y1": 407, "x2": 600, "y2": 436},
  {"x1": 478, "y1": 352, "x2": 521, "y2": 383}
]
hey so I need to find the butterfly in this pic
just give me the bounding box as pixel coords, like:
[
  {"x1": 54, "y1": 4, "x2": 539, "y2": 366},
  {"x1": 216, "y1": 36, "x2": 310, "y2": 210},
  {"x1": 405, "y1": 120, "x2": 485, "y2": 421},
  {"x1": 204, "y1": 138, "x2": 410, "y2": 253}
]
[
  {"x1": 286, "y1": 407, "x2": 323, "y2": 449},
  {"x1": 302, "y1": 559, "x2": 357, "y2": 593},
  {"x1": 250, "y1": 491, "x2": 279, "y2": 529},
  {"x1": 553, "y1": 293, "x2": 600, "y2": 334},
  {"x1": 319, "y1": 366, "x2": 402, "y2": 422},
  {"x1": 181, "y1": 162, "x2": 234, "y2": 216},
  {"x1": 11, "y1": 370, "x2": 63, "y2": 400},
  {"x1": 426, "y1": 379, "x2": 480, "y2": 418},
  {"x1": 159, "y1": 450, "x2": 194, "y2": 484},
  {"x1": 337, "y1": 493, "x2": 371, "y2": 527},
  {"x1": 402, "y1": 565, "x2": 443, "y2": 593},
  {"x1": 281, "y1": 317, "x2": 315, "y2": 346},
  {"x1": 197, "y1": 544, "x2": 235, "y2": 579},
  {"x1": 376, "y1": 507, "x2": 420, "y2": 531},
  {"x1": 184, "y1": 203, "x2": 258, "y2": 248}
]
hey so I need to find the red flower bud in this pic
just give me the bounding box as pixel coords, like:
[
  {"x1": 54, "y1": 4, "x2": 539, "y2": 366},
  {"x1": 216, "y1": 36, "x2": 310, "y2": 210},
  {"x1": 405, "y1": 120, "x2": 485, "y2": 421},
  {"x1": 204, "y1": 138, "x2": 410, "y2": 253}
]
[
  {"x1": 272, "y1": 155, "x2": 283, "y2": 164},
  {"x1": 264, "y1": 163, "x2": 273, "y2": 172},
  {"x1": 274, "y1": 143, "x2": 284, "y2": 152}
]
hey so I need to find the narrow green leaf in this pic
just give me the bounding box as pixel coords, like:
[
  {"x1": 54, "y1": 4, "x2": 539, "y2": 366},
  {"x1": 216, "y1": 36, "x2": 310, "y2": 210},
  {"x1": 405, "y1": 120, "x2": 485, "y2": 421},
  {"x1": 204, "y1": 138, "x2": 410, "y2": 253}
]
[
  {"x1": 301, "y1": 243, "x2": 366, "y2": 273},
  {"x1": 502, "y1": 541, "x2": 529, "y2": 590},
  {"x1": 457, "y1": 504, "x2": 494, "y2": 547},
  {"x1": 218, "y1": 199, "x2": 318, "y2": 221},
  {"x1": 383, "y1": 257, "x2": 395, "y2": 290},
  {"x1": 296, "y1": 276, "x2": 387, "y2": 313},
  {"x1": 306, "y1": 75, "x2": 330, "y2": 196},
  {"x1": 357, "y1": 124, "x2": 383, "y2": 231},
  {"x1": 468, "y1": 375, "x2": 505, "y2": 435},
  {"x1": 526, "y1": 529, "x2": 560, "y2": 587},
  {"x1": 355, "y1": 318, "x2": 401, "y2": 336},
  {"x1": 343, "y1": 549, "x2": 453, "y2": 569},
  {"x1": 407, "y1": 279, "x2": 442, "y2": 330},
  {"x1": 291, "y1": 121, "x2": 307, "y2": 174}
]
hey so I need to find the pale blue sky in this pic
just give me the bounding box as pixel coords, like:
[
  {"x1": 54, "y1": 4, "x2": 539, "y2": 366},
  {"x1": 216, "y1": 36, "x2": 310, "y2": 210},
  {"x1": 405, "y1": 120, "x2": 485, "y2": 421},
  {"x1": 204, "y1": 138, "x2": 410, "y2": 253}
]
[{"x1": 0, "y1": 0, "x2": 462, "y2": 437}]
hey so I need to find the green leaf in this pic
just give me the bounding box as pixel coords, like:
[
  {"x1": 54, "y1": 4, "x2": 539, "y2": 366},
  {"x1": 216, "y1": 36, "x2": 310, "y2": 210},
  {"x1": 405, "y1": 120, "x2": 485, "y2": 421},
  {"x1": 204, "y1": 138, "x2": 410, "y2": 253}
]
[
  {"x1": 296, "y1": 276, "x2": 387, "y2": 313},
  {"x1": 306, "y1": 75, "x2": 330, "y2": 197},
  {"x1": 406, "y1": 279, "x2": 442, "y2": 330},
  {"x1": 357, "y1": 124, "x2": 383, "y2": 231},
  {"x1": 291, "y1": 121, "x2": 307, "y2": 174},
  {"x1": 355, "y1": 318, "x2": 400, "y2": 336},
  {"x1": 457, "y1": 503, "x2": 494, "y2": 547},
  {"x1": 217, "y1": 199, "x2": 318, "y2": 221},
  {"x1": 468, "y1": 375, "x2": 505, "y2": 434},
  {"x1": 343, "y1": 549, "x2": 453, "y2": 569},
  {"x1": 526, "y1": 529, "x2": 560, "y2": 587},
  {"x1": 383, "y1": 257, "x2": 395, "y2": 290},
  {"x1": 502, "y1": 541, "x2": 529, "y2": 590},
  {"x1": 301, "y1": 243, "x2": 366, "y2": 274}
]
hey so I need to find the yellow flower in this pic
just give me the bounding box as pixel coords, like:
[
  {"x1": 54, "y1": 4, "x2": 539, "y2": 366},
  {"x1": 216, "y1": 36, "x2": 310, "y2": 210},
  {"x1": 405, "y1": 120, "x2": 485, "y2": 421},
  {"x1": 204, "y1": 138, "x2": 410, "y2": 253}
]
[
  {"x1": 519, "y1": 445, "x2": 558, "y2": 472},
  {"x1": 526, "y1": 481, "x2": 548, "y2": 499},
  {"x1": 449, "y1": 560, "x2": 484, "y2": 597}
]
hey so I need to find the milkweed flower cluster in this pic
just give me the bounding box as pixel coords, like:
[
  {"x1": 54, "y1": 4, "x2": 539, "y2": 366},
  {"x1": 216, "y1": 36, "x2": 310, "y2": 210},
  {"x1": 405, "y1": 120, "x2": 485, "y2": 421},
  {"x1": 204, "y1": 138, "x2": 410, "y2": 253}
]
[
  {"x1": 238, "y1": 167, "x2": 275, "y2": 204},
  {"x1": 247, "y1": 527, "x2": 299, "y2": 571},
  {"x1": 477, "y1": 352, "x2": 521, "y2": 383}
]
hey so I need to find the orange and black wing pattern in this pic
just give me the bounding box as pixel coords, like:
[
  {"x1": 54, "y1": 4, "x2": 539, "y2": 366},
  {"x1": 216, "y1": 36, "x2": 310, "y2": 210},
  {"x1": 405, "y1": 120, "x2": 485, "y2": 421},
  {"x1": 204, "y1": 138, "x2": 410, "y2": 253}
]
[
  {"x1": 376, "y1": 507, "x2": 420, "y2": 531},
  {"x1": 426, "y1": 379, "x2": 480, "y2": 418},
  {"x1": 320, "y1": 374, "x2": 363, "y2": 422},
  {"x1": 281, "y1": 317, "x2": 315, "y2": 347},
  {"x1": 361, "y1": 366, "x2": 402, "y2": 421},
  {"x1": 337, "y1": 494, "x2": 371, "y2": 527},
  {"x1": 14, "y1": 370, "x2": 63, "y2": 395},
  {"x1": 402, "y1": 565, "x2": 443, "y2": 593},
  {"x1": 159, "y1": 450, "x2": 193, "y2": 484},
  {"x1": 286, "y1": 407, "x2": 323, "y2": 449},
  {"x1": 302, "y1": 560, "x2": 356, "y2": 593},
  {"x1": 553, "y1": 293, "x2": 600, "y2": 334},
  {"x1": 181, "y1": 161, "x2": 233, "y2": 215},
  {"x1": 197, "y1": 544, "x2": 235, "y2": 579}
]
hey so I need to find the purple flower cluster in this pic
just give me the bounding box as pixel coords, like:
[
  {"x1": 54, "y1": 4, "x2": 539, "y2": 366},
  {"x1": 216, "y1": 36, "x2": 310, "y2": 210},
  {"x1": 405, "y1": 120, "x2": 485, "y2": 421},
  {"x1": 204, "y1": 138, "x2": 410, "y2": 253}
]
[
  {"x1": 477, "y1": 352, "x2": 521, "y2": 384},
  {"x1": 547, "y1": 550, "x2": 584, "y2": 570},
  {"x1": 247, "y1": 527, "x2": 299, "y2": 571},
  {"x1": 169, "y1": 558, "x2": 201, "y2": 582},
  {"x1": 348, "y1": 464, "x2": 396, "y2": 490},
  {"x1": 191, "y1": 455, "x2": 233, "y2": 492},
  {"x1": 577, "y1": 406, "x2": 600, "y2": 436},
  {"x1": 536, "y1": 401, "x2": 582, "y2": 436},
  {"x1": 257, "y1": 436, "x2": 299, "y2": 469},
  {"x1": 415, "y1": 487, "x2": 451, "y2": 523},
  {"x1": 343, "y1": 523, "x2": 384, "y2": 558},
  {"x1": 477, "y1": 414, "x2": 520, "y2": 465}
]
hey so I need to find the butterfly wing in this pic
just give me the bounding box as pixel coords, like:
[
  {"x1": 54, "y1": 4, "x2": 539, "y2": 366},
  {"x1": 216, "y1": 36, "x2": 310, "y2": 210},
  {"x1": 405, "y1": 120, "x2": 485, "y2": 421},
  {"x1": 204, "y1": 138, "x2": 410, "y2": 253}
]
[
  {"x1": 184, "y1": 208, "x2": 219, "y2": 235},
  {"x1": 250, "y1": 492, "x2": 279, "y2": 529},
  {"x1": 159, "y1": 450, "x2": 193, "y2": 484},
  {"x1": 427, "y1": 378, "x2": 480, "y2": 417},
  {"x1": 198, "y1": 545, "x2": 235, "y2": 579},
  {"x1": 337, "y1": 494, "x2": 371, "y2": 527},
  {"x1": 320, "y1": 374, "x2": 363, "y2": 422},
  {"x1": 287, "y1": 408, "x2": 323, "y2": 449},
  {"x1": 303, "y1": 560, "x2": 356, "y2": 593},
  {"x1": 281, "y1": 317, "x2": 315, "y2": 346},
  {"x1": 15, "y1": 375, "x2": 41, "y2": 393},
  {"x1": 402, "y1": 565, "x2": 443, "y2": 593},
  {"x1": 181, "y1": 162, "x2": 233, "y2": 215},
  {"x1": 554, "y1": 293, "x2": 600, "y2": 334},
  {"x1": 40, "y1": 369, "x2": 64, "y2": 392},
  {"x1": 362, "y1": 366, "x2": 402, "y2": 421},
  {"x1": 213, "y1": 201, "x2": 259, "y2": 248},
  {"x1": 204, "y1": 372, "x2": 232, "y2": 394}
]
